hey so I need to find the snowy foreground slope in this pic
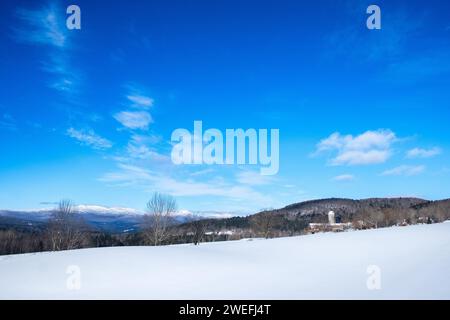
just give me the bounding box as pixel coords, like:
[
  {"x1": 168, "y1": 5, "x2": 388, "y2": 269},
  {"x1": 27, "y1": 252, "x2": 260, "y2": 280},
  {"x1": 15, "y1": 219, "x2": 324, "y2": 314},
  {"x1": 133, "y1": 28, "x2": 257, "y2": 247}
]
[{"x1": 1, "y1": 222, "x2": 450, "y2": 299}]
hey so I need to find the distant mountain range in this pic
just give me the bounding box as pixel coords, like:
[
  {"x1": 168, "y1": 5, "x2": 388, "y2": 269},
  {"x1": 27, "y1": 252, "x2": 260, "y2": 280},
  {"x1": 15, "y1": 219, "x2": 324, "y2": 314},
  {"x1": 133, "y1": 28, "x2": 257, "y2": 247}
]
[{"x1": 0, "y1": 205, "x2": 238, "y2": 233}]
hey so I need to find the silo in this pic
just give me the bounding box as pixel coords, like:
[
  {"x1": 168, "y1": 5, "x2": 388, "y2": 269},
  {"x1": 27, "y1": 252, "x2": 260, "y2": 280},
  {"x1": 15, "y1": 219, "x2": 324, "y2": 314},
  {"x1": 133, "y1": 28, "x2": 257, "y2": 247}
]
[{"x1": 328, "y1": 210, "x2": 335, "y2": 224}]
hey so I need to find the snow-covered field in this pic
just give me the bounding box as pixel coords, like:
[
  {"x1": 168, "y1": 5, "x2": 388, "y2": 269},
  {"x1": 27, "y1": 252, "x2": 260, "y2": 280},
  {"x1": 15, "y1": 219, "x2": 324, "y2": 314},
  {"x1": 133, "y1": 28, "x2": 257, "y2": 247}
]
[{"x1": 1, "y1": 222, "x2": 450, "y2": 299}]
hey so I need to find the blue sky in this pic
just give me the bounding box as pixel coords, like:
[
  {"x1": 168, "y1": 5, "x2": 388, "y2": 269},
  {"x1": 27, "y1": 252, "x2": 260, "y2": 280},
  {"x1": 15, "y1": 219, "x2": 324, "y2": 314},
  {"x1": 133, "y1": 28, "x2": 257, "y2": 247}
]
[{"x1": 0, "y1": 0, "x2": 449, "y2": 213}]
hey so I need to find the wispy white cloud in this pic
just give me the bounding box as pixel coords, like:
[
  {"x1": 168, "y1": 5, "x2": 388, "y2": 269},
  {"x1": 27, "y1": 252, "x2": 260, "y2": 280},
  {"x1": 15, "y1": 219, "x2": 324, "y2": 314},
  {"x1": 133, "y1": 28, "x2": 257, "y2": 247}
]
[
  {"x1": 382, "y1": 165, "x2": 425, "y2": 177},
  {"x1": 14, "y1": 3, "x2": 79, "y2": 95},
  {"x1": 14, "y1": 4, "x2": 67, "y2": 48},
  {"x1": 406, "y1": 147, "x2": 442, "y2": 159},
  {"x1": 130, "y1": 133, "x2": 161, "y2": 145},
  {"x1": 67, "y1": 128, "x2": 112, "y2": 150},
  {"x1": 236, "y1": 170, "x2": 275, "y2": 186},
  {"x1": 106, "y1": 133, "x2": 168, "y2": 166},
  {"x1": 190, "y1": 168, "x2": 215, "y2": 177},
  {"x1": 124, "y1": 84, "x2": 154, "y2": 109},
  {"x1": 99, "y1": 164, "x2": 272, "y2": 206},
  {"x1": 126, "y1": 142, "x2": 169, "y2": 162},
  {"x1": 114, "y1": 111, "x2": 153, "y2": 130},
  {"x1": 127, "y1": 95, "x2": 154, "y2": 109},
  {"x1": 126, "y1": 144, "x2": 163, "y2": 160},
  {"x1": 0, "y1": 114, "x2": 17, "y2": 131},
  {"x1": 42, "y1": 53, "x2": 80, "y2": 93},
  {"x1": 332, "y1": 174, "x2": 355, "y2": 182},
  {"x1": 315, "y1": 129, "x2": 396, "y2": 166},
  {"x1": 113, "y1": 85, "x2": 155, "y2": 131}
]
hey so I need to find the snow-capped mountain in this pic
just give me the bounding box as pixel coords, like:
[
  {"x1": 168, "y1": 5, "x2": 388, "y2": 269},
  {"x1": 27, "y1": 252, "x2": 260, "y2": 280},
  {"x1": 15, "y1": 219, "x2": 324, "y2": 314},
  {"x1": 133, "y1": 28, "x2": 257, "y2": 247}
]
[
  {"x1": 174, "y1": 209, "x2": 238, "y2": 220},
  {"x1": 0, "y1": 205, "x2": 238, "y2": 233},
  {"x1": 75, "y1": 205, "x2": 142, "y2": 216}
]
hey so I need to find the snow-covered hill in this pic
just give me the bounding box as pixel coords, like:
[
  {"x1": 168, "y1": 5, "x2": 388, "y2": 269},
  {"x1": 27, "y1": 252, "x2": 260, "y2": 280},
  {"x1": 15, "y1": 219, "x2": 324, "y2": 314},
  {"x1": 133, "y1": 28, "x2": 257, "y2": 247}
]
[{"x1": 1, "y1": 222, "x2": 449, "y2": 299}]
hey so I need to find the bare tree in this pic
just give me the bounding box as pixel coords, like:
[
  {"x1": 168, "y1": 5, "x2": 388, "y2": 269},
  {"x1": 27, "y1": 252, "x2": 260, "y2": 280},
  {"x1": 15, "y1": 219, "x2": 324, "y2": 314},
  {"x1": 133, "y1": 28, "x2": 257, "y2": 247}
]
[
  {"x1": 142, "y1": 193, "x2": 177, "y2": 246},
  {"x1": 382, "y1": 207, "x2": 398, "y2": 227},
  {"x1": 191, "y1": 219, "x2": 208, "y2": 245},
  {"x1": 250, "y1": 209, "x2": 275, "y2": 239},
  {"x1": 358, "y1": 207, "x2": 384, "y2": 229},
  {"x1": 434, "y1": 201, "x2": 450, "y2": 222},
  {"x1": 0, "y1": 230, "x2": 19, "y2": 255},
  {"x1": 48, "y1": 200, "x2": 87, "y2": 251}
]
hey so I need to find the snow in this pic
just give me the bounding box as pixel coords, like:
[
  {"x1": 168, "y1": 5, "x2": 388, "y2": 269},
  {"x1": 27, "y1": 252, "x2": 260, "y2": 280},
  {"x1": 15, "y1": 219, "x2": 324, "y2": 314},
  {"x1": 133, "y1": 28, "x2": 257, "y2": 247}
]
[
  {"x1": 175, "y1": 209, "x2": 237, "y2": 219},
  {"x1": 1, "y1": 222, "x2": 450, "y2": 299},
  {"x1": 75, "y1": 205, "x2": 142, "y2": 215}
]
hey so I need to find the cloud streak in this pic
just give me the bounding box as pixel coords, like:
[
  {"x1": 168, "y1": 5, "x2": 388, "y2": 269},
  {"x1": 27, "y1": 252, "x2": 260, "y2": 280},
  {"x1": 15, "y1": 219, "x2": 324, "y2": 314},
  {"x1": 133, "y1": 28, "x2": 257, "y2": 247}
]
[
  {"x1": 114, "y1": 85, "x2": 156, "y2": 131},
  {"x1": 127, "y1": 94, "x2": 154, "y2": 109},
  {"x1": 14, "y1": 2, "x2": 79, "y2": 96},
  {"x1": 114, "y1": 111, "x2": 153, "y2": 130},
  {"x1": 126, "y1": 135, "x2": 169, "y2": 162},
  {"x1": 99, "y1": 164, "x2": 273, "y2": 206},
  {"x1": 14, "y1": 4, "x2": 67, "y2": 48},
  {"x1": 406, "y1": 147, "x2": 442, "y2": 159},
  {"x1": 0, "y1": 114, "x2": 17, "y2": 131},
  {"x1": 124, "y1": 84, "x2": 154, "y2": 109},
  {"x1": 382, "y1": 165, "x2": 425, "y2": 177},
  {"x1": 332, "y1": 174, "x2": 355, "y2": 182},
  {"x1": 236, "y1": 170, "x2": 275, "y2": 186},
  {"x1": 67, "y1": 128, "x2": 113, "y2": 150}
]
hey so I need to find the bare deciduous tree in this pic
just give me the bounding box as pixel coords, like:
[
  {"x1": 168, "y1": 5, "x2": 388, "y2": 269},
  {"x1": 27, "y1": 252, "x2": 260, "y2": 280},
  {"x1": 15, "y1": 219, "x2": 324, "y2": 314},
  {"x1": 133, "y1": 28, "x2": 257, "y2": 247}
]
[
  {"x1": 382, "y1": 207, "x2": 398, "y2": 227},
  {"x1": 142, "y1": 193, "x2": 177, "y2": 246},
  {"x1": 358, "y1": 207, "x2": 384, "y2": 229},
  {"x1": 48, "y1": 200, "x2": 87, "y2": 251},
  {"x1": 0, "y1": 230, "x2": 19, "y2": 255},
  {"x1": 250, "y1": 209, "x2": 275, "y2": 239},
  {"x1": 192, "y1": 219, "x2": 207, "y2": 245}
]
